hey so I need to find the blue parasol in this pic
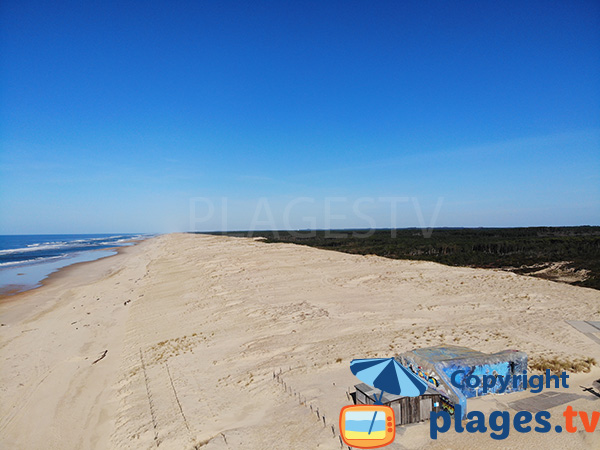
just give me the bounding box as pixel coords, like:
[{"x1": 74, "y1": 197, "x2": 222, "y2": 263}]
[{"x1": 350, "y1": 357, "x2": 428, "y2": 433}]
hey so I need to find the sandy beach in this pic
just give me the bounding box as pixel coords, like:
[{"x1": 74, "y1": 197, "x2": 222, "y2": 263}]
[{"x1": 1, "y1": 233, "x2": 600, "y2": 449}]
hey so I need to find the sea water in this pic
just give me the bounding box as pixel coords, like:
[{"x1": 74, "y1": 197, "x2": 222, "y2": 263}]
[{"x1": 0, "y1": 234, "x2": 150, "y2": 295}]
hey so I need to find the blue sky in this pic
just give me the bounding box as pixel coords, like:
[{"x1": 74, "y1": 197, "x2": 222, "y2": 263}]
[{"x1": 1, "y1": 0, "x2": 599, "y2": 233}]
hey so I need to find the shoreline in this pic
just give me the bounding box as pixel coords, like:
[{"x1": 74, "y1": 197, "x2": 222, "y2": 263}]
[
  {"x1": 0, "y1": 238, "x2": 149, "y2": 303},
  {"x1": 0, "y1": 237, "x2": 156, "y2": 325}
]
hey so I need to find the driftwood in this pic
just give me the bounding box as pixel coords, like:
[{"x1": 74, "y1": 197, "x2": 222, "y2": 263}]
[{"x1": 92, "y1": 350, "x2": 108, "y2": 364}]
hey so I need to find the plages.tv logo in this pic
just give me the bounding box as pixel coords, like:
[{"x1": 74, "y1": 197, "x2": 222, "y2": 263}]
[{"x1": 430, "y1": 369, "x2": 600, "y2": 440}]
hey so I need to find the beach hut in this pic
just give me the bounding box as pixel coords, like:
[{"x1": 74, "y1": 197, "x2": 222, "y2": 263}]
[
  {"x1": 354, "y1": 382, "x2": 442, "y2": 425},
  {"x1": 395, "y1": 345, "x2": 528, "y2": 418}
]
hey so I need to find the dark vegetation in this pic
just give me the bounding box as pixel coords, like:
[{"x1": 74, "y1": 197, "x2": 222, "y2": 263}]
[{"x1": 199, "y1": 227, "x2": 600, "y2": 290}]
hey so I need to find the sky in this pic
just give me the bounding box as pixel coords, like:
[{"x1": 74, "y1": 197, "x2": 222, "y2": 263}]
[{"x1": 1, "y1": 0, "x2": 599, "y2": 234}]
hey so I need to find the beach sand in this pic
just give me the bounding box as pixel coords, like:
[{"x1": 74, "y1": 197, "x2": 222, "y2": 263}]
[{"x1": 1, "y1": 233, "x2": 599, "y2": 449}]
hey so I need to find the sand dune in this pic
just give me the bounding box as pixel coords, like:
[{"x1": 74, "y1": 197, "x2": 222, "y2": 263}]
[{"x1": 1, "y1": 233, "x2": 600, "y2": 449}]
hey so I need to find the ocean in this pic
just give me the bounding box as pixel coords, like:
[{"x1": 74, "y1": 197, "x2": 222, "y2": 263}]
[{"x1": 0, "y1": 234, "x2": 150, "y2": 295}]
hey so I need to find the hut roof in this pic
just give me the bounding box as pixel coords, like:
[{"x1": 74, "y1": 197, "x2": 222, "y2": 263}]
[{"x1": 397, "y1": 345, "x2": 526, "y2": 368}]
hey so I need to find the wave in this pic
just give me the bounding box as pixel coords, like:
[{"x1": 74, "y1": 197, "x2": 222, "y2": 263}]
[
  {"x1": 0, "y1": 255, "x2": 65, "y2": 267},
  {"x1": 0, "y1": 234, "x2": 140, "y2": 256},
  {"x1": 0, "y1": 243, "x2": 72, "y2": 255}
]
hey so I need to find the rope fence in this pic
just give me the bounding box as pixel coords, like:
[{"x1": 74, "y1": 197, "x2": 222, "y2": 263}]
[{"x1": 273, "y1": 368, "x2": 353, "y2": 449}]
